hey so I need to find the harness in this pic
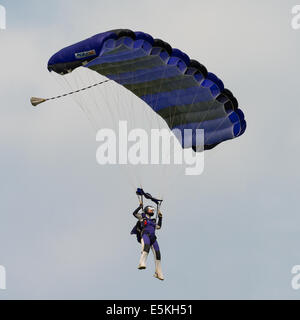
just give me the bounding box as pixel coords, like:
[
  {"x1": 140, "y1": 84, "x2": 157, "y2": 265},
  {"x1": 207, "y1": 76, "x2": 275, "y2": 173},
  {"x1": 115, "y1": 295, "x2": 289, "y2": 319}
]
[
  {"x1": 140, "y1": 213, "x2": 157, "y2": 244},
  {"x1": 131, "y1": 188, "x2": 163, "y2": 244},
  {"x1": 136, "y1": 188, "x2": 163, "y2": 224}
]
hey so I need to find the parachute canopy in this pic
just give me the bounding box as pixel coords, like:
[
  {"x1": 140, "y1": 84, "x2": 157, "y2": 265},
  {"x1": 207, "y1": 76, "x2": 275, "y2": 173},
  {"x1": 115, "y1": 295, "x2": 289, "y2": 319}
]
[{"x1": 48, "y1": 29, "x2": 246, "y2": 151}]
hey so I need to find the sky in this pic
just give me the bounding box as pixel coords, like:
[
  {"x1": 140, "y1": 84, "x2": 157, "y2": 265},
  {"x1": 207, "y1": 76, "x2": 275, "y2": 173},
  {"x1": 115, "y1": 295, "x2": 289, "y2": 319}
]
[{"x1": 0, "y1": 0, "x2": 300, "y2": 300}]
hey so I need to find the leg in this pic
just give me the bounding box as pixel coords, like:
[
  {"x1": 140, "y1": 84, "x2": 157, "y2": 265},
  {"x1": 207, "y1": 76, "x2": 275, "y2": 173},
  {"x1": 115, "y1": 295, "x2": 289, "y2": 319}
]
[
  {"x1": 151, "y1": 241, "x2": 164, "y2": 281},
  {"x1": 138, "y1": 234, "x2": 151, "y2": 270}
]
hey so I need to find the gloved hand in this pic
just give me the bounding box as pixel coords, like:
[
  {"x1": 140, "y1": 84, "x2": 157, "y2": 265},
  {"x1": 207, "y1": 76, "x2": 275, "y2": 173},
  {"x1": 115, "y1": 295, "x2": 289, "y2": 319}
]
[
  {"x1": 139, "y1": 201, "x2": 143, "y2": 208},
  {"x1": 158, "y1": 211, "x2": 163, "y2": 218}
]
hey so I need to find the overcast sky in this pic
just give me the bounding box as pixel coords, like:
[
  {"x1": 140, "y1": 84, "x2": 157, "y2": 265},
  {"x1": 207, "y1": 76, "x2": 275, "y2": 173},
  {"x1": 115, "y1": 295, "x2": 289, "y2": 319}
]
[{"x1": 0, "y1": 0, "x2": 300, "y2": 300}]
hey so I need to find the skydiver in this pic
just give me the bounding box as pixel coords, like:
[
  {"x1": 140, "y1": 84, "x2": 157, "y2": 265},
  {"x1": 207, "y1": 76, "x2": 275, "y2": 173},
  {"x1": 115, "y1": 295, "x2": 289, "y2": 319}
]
[{"x1": 131, "y1": 202, "x2": 164, "y2": 281}]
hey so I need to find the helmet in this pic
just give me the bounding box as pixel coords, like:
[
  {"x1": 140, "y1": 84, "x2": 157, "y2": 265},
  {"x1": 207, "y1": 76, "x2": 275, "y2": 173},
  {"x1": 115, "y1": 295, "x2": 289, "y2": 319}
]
[{"x1": 144, "y1": 206, "x2": 155, "y2": 217}]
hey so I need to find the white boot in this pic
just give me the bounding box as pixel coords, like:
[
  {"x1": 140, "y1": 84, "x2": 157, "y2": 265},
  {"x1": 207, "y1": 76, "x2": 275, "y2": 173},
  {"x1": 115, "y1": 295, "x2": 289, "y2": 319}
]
[
  {"x1": 154, "y1": 260, "x2": 164, "y2": 281},
  {"x1": 151, "y1": 247, "x2": 164, "y2": 280},
  {"x1": 138, "y1": 251, "x2": 148, "y2": 270}
]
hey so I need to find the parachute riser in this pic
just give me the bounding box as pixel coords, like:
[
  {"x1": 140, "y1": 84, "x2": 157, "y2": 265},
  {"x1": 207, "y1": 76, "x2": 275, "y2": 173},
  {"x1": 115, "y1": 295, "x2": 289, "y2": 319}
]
[
  {"x1": 136, "y1": 188, "x2": 163, "y2": 223},
  {"x1": 137, "y1": 193, "x2": 144, "y2": 207}
]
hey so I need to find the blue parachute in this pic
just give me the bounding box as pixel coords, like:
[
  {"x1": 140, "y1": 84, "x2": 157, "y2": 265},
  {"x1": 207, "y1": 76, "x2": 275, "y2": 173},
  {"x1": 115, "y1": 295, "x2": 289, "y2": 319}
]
[{"x1": 48, "y1": 29, "x2": 246, "y2": 151}]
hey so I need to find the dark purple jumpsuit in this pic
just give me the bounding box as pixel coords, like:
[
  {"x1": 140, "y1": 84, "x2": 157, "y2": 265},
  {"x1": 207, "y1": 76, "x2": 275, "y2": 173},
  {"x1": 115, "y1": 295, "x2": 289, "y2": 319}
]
[{"x1": 132, "y1": 206, "x2": 163, "y2": 260}]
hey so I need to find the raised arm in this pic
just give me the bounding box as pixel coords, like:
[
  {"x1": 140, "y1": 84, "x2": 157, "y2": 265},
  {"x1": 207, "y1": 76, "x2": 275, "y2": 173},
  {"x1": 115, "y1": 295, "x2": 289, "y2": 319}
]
[
  {"x1": 156, "y1": 211, "x2": 163, "y2": 230},
  {"x1": 133, "y1": 204, "x2": 143, "y2": 220}
]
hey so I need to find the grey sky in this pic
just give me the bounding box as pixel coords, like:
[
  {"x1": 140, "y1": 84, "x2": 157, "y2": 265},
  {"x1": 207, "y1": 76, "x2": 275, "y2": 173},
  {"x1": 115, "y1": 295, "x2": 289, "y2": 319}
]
[{"x1": 0, "y1": 0, "x2": 300, "y2": 299}]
